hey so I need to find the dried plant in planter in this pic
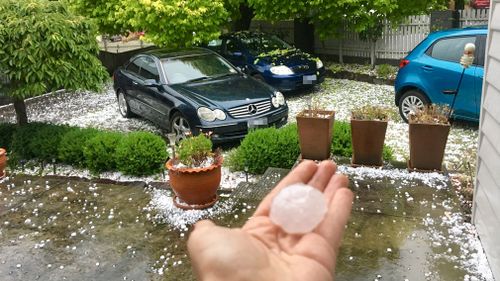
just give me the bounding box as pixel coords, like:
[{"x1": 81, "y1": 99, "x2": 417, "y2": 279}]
[
  {"x1": 296, "y1": 97, "x2": 335, "y2": 160},
  {"x1": 350, "y1": 105, "x2": 389, "y2": 167},
  {"x1": 407, "y1": 104, "x2": 451, "y2": 172},
  {"x1": 408, "y1": 104, "x2": 451, "y2": 125},
  {"x1": 351, "y1": 105, "x2": 389, "y2": 121}
]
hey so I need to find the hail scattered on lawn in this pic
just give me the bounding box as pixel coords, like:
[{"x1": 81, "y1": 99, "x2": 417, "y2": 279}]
[{"x1": 286, "y1": 79, "x2": 478, "y2": 172}]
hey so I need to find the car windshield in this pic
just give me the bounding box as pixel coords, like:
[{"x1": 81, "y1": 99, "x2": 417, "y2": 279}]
[
  {"x1": 162, "y1": 54, "x2": 238, "y2": 84},
  {"x1": 241, "y1": 34, "x2": 292, "y2": 56}
]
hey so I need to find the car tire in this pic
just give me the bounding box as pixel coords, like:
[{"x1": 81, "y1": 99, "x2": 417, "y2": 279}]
[
  {"x1": 117, "y1": 91, "x2": 134, "y2": 118},
  {"x1": 399, "y1": 90, "x2": 430, "y2": 123},
  {"x1": 170, "y1": 112, "x2": 192, "y2": 143}
]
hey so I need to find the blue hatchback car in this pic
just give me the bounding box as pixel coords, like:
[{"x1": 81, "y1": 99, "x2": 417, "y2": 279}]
[
  {"x1": 207, "y1": 31, "x2": 326, "y2": 92},
  {"x1": 395, "y1": 27, "x2": 487, "y2": 122}
]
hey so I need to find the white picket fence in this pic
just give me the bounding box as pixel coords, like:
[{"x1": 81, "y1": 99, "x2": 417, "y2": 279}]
[
  {"x1": 251, "y1": 9, "x2": 489, "y2": 61},
  {"x1": 459, "y1": 9, "x2": 489, "y2": 27},
  {"x1": 315, "y1": 15, "x2": 430, "y2": 60}
]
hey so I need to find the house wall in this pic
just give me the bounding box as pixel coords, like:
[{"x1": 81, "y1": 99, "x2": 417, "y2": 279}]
[{"x1": 473, "y1": 0, "x2": 500, "y2": 279}]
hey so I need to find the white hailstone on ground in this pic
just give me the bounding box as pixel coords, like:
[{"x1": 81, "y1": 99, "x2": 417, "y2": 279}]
[{"x1": 269, "y1": 183, "x2": 327, "y2": 234}]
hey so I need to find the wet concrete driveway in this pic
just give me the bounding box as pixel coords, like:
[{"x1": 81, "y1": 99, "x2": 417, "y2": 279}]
[{"x1": 0, "y1": 166, "x2": 493, "y2": 280}]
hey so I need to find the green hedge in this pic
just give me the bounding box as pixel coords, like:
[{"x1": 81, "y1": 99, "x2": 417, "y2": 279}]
[
  {"x1": 116, "y1": 132, "x2": 168, "y2": 176},
  {"x1": 227, "y1": 121, "x2": 394, "y2": 174},
  {"x1": 0, "y1": 122, "x2": 168, "y2": 176},
  {"x1": 0, "y1": 123, "x2": 17, "y2": 151},
  {"x1": 59, "y1": 127, "x2": 99, "y2": 167}
]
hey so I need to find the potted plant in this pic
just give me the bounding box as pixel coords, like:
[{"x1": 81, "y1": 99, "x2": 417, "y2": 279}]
[
  {"x1": 296, "y1": 98, "x2": 335, "y2": 161},
  {"x1": 0, "y1": 148, "x2": 6, "y2": 179},
  {"x1": 165, "y1": 134, "x2": 223, "y2": 210},
  {"x1": 408, "y1": 105, "x2": 451, "y2": 172},
  {"x1": 351, "y1": 105, "x2": 389, "y2": 167}
]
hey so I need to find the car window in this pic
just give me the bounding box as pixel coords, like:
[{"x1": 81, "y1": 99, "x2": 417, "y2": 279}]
[
  {"x1": 126, "y1": 58, "x2": 141, "y2": 75},
  {"x1": 207, "y1": 39, "x2": 222, "y2": 52},
  {"x1": 428, "y1": 36, "x2": 477, "y2": 64},
  {"x1": 138, "y1": 57, "x2": 160, "y2": 82},
  {"x1": 162, "y1": 54, "x2": 237, "y2": 84}
]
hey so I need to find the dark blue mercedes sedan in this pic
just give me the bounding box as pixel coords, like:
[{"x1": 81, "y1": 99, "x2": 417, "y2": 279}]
[
  {"x1": 113, "y1": 48, "x2": 288, "y2": 142},
  {"x1": 206, "y1": 31, "x2": 326, "y2": 92}
]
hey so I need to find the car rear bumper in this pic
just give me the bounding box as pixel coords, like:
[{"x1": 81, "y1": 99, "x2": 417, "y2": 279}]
[{"x1": 195, "y1": 107, "x2": 288, "y2": 143}]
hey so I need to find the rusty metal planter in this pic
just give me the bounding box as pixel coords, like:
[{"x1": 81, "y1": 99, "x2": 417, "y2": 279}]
[
  {"x1": 297, "y1": 110, "x2": 335, "y2": 161},
  {"x1": 408, "y1": 122, "x2": 450, "y2": 171},
  {"x1": 351, "y1": 119, "x2": 388, "y2": 167}
]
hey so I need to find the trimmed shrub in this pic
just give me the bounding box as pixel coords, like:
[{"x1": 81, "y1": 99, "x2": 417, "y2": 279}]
[
  {"x1": 58, "y1": 128, "x2": 99, "y2": 167},
  {"x1": 83, "y1": 132, "x2": 122, "y2": 173},
  {"x1": 11, "y1": 123, "x2": 69, "y2": 161},
  {"x1": 228, "y1": 125, "x2": 300, "y2": 174},
  {"x1": 332, "y1": 121, "x2": 352, "y2": 158},
  {"x1": 0, "y1": 123, "x2": 17, "y2": 151},
  {"x1": 115, "y1": 132, "x2": 168, "y2": 176}
]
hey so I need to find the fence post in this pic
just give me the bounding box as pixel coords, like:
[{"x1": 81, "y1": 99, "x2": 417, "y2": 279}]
[{"x1": 339, "y1": 39, "x2": 344, "y2": 64}]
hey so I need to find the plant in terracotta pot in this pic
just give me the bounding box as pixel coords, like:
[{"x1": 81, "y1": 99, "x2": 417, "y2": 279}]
[
  {"x1": 351, "y1": 105, "x2": 389, "y2": 167},
  {"x1": 0, "y1": 148, "x2": 6, "y2": 179},
  {"x1": 165, "y1": 134, "x2": 223, "y2": 210},
  {"x1": 296, "y1": 99, "x2": 335, "y2": 161},
  {"x1": 408, "y1": 104, "x2": 451, "y2": 172}
]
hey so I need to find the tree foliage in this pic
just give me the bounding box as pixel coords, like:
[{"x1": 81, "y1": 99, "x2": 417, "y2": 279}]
[
  {"x1": 68, "y1": 0, "x2": 229, "y2": 47},
  {"x1": 0, "y1": 0, "x2": 108, "y2": 114}
]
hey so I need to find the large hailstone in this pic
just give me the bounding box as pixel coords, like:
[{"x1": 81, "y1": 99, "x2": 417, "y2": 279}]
[{"x1": 270, "y1": 183, "x2": 327, "y2": 234}]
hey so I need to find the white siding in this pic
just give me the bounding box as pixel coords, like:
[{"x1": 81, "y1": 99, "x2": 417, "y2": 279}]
[{"x1": 474, "y1": 0, "x2": 500, "y2": 279}]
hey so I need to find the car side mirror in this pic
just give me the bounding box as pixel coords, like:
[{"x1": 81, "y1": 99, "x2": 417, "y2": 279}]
[{"x1": 144, "y1": 79, "x2": 159, "y2": 87}]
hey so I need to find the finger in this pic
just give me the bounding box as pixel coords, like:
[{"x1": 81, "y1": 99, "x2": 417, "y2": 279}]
[
  {"x1": 323, "y1": 173, "x2": 349, "y2": 203},
  {"x1": 315, "y1": 188, "x2": 354, "y2": 252},
  {"x1": 253, "y1": 160, "x2": 318, "y2": 217},
  {"x1": 307, "y1": 161, "x2": 337, "y2": 192}
]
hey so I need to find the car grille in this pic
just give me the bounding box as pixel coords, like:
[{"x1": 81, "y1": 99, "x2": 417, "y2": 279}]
[
  {"x1": 291, "y1": 62, "x2": 316, "y2": 74},
  {"x1": 228, "y1": 100, "x2": 272, "y2": 119}
]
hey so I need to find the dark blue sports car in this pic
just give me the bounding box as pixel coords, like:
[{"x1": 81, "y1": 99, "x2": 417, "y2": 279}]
[
  {"x1": 207, "y1": 31, "x2": 326, "y2": 92},
  {"x1": 113, "y1": 48, "x2": 288, "y2": 142}
]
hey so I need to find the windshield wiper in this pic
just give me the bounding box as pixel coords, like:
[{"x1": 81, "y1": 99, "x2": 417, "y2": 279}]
[
  {"x1": 185, "y1": 76, "x2": 210, "y2": 83},
  {"x1": 213, "y1": 73, "x2": 238, "y2": 79}
]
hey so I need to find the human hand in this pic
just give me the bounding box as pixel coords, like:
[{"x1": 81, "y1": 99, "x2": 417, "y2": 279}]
[{"x1": 188, "y1": 160, "x2": 354, "y2": 281}]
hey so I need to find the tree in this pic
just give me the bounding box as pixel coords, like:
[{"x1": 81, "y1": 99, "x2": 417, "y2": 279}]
[
  {"x1": 0, "y1": 0, "x2": 109, "y2": 125},
  {"x1": 68, "y1": 0, "x2": 230, "y2": 48}
]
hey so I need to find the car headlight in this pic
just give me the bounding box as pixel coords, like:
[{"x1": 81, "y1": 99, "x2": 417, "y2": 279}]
[
  {"x1": 272, "y1": 91, "x2": 285, "y2": 108},
  {"x1": 270, "y1": 65, "x2": 294, "y2": 76},
  {"x1": 316, "y1": 59, "x2": 324, "y2": 69},
  {"x1": 197, "y1": 107, "x2": 226, "y2": 122}
]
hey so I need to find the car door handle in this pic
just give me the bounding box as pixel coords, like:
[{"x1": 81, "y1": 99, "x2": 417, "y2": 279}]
[
  {"x1": 132, "y1": 81, "x2": 138, "y2": 85},
  {"x1": 422, "y1": 65, "x2": 433, "y2": 71},
  {"x1": 442, "y1": 90, "x2": 457, "y2": 95}
]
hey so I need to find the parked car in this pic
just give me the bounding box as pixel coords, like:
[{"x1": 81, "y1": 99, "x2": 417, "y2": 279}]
[
  {"x1": 113, "y1": 48, "x2": 288, "y2": 142},
  {"x1": 471, "y1": 0, "x2": 490, "y2": 9},
  {"x1": 206, "y1": 31, "x2": 326, "y2": 92},
  {"x1": 395, "y1": 27, "x2": 487, "y2": 122}
]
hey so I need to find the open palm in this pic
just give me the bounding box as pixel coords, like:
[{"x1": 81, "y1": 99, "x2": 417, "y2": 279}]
[{"x1": 188, "y1": 161, "x2": 354, "y2": 281}]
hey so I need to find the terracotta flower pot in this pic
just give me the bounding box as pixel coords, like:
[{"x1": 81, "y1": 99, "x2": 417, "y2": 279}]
[
  {"x1": 0, "y1": 148, "x2": 6, "y2": 179},
  {"x1": 408, "y1": 122, "x2": 450, "y2": 171},
  {"x1": 351, "y1": 119, "x2": 388, "y2": 167},
  {"x1": 297, "y1": 110, "x2": 335, "y2": 161},
  {"x1": 165, "y1": 155, "x2": 223, "y2": 210}
]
